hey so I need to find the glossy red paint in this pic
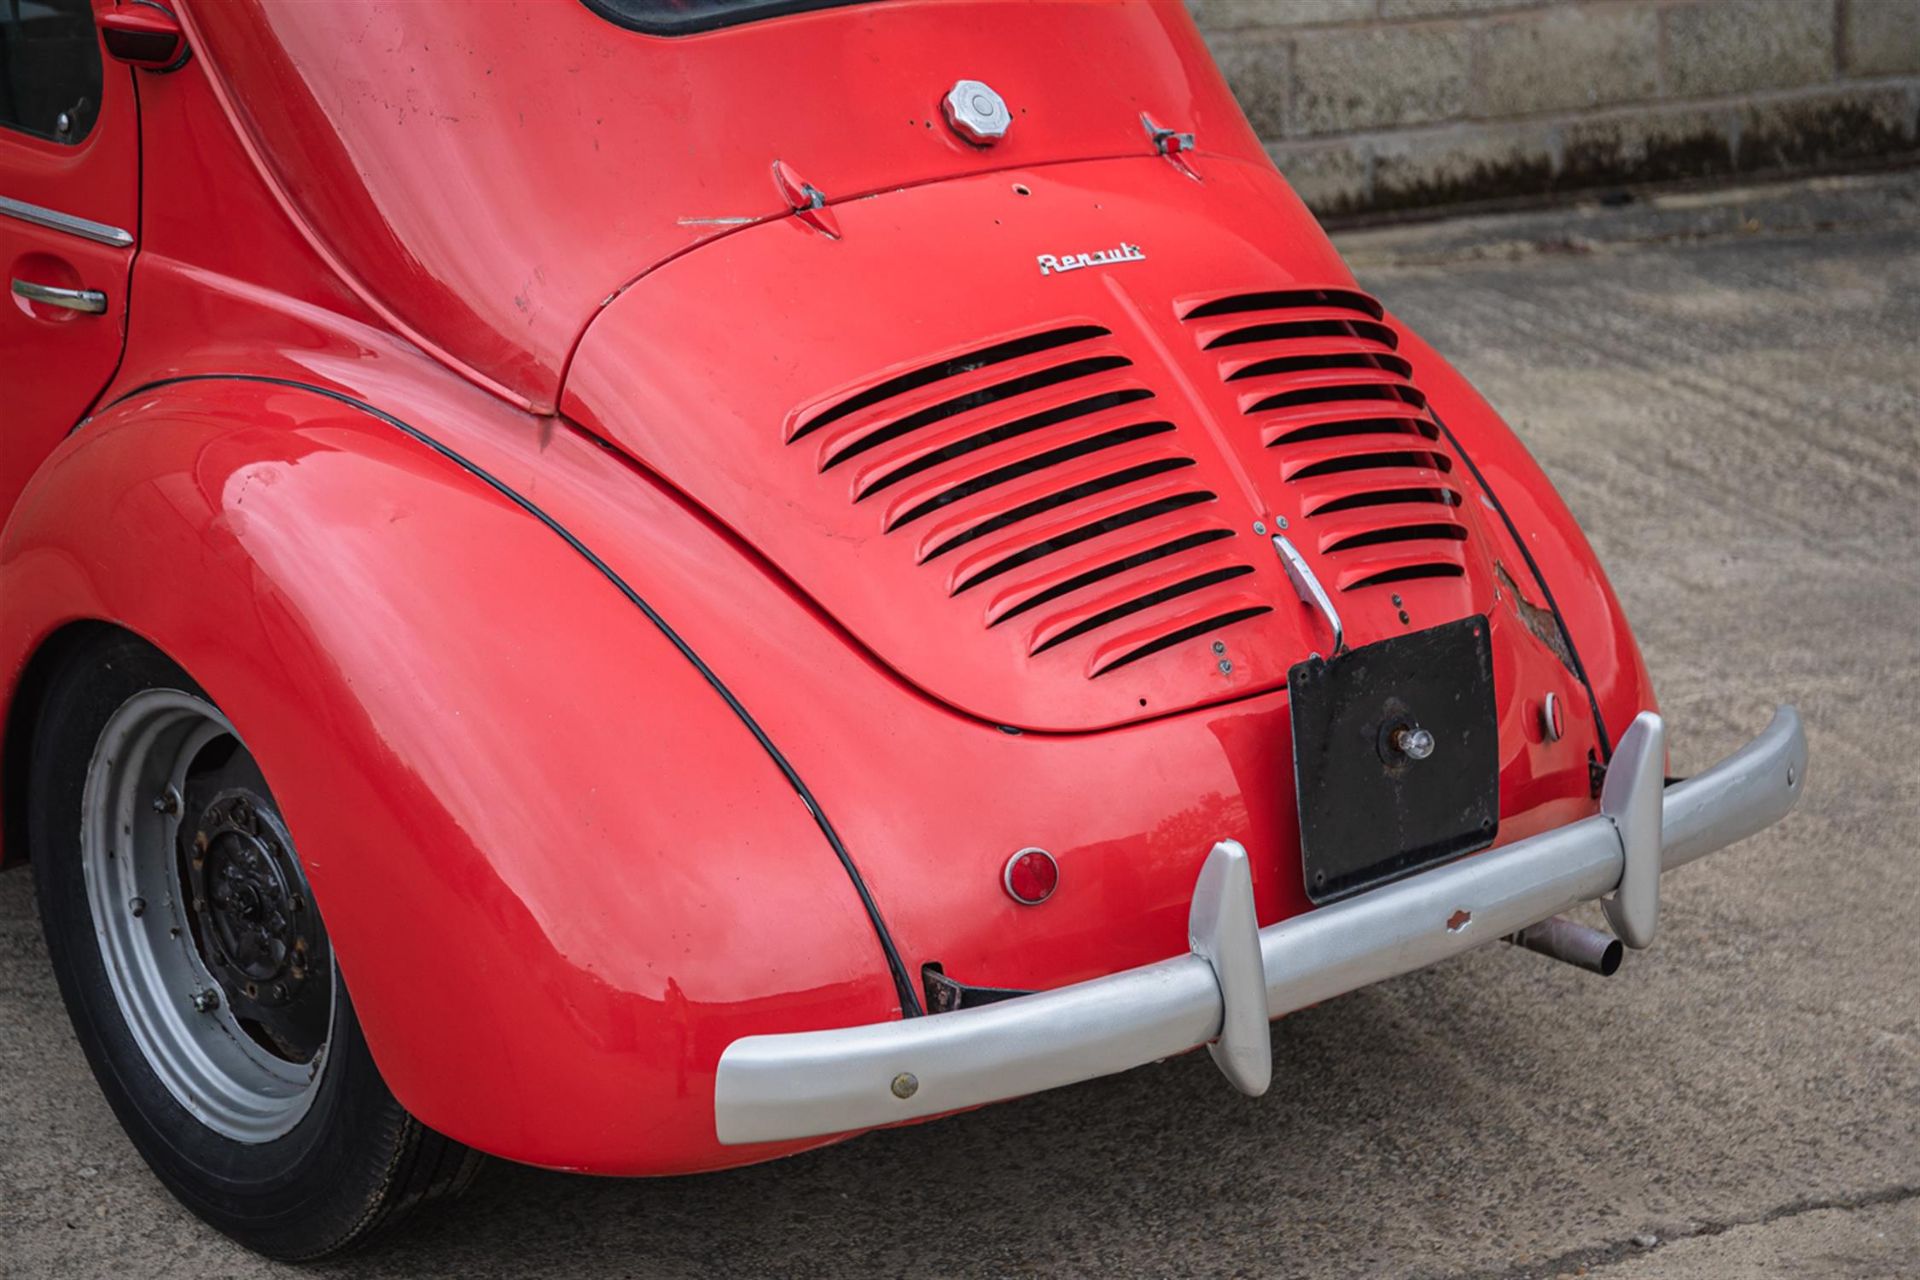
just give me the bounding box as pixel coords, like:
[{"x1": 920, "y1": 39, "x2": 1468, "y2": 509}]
[
  {"x1": 564, "y1": 155, "x2": 1509, "y2": 731},
  {"x1": 0, "y1": 30, "x2": 136, "y2": 518},
  {"x1": 0, "y1": 0, "x2": 1653, "y2": 1174},
  {"x1": 180, "y1": 0, "x2": 1266, "y2": 411},
  {"x1": 97, "y1": 5, "x2": 186, "y2": 67}
]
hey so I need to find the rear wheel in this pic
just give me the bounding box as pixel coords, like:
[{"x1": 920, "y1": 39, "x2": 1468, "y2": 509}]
[{"x1": 29, "y1": 629, "x2": 478, "y2": 1260}]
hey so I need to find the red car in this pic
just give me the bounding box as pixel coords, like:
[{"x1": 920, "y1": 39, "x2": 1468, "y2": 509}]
[{"x1": 0, "y1": 0, "x2": 1806, "y2": 1260}]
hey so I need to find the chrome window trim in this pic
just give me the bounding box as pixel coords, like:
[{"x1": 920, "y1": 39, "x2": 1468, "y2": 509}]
[{"x1": 0, "y1": 194, "x2": 134, "y2": 248}]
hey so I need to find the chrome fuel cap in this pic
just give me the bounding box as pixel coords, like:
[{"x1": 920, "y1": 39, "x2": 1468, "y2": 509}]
[{"x1": 943, "y1": 79, "x2": 1012, "y2": 145}]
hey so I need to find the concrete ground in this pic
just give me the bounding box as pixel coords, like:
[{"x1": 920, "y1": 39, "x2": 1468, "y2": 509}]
[{"x1": 2, "y1": 171, "x2": 1916, "y2": 1278}]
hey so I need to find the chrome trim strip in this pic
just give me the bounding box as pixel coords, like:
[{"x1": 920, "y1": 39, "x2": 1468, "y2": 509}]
[
  {"x1": 0, "y1": 194, "x2": 134, "y2": 248},
  {"x1": 1273, "y1": 533, "x2": 1345, "y2": 656},
  {"x1": 713, "y1": 707, "x2": 1806, "y2": 1146},
  {"x1": 1660, "y1": 708, "x2": 1805, "y2": 871}
]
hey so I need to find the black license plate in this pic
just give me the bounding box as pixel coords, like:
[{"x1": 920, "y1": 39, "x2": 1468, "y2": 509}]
[{"x1": 1289, "y1": 615, "x2": 1499, "y2": 904}]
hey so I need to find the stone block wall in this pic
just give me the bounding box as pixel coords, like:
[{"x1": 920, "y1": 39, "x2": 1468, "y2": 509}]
[{"x1": 1195, "y1": 0, "x2": 1920, "y2": 216}]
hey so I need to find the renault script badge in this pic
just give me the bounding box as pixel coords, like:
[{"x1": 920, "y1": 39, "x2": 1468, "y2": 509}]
[{"x1": 1036, "y1": 242, "x2": 1146, "y2": 277}]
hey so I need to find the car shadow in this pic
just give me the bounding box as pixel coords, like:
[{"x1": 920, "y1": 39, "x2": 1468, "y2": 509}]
[{"x1": 326, "y1": 949, "x2": 1611, "y2": 1279}]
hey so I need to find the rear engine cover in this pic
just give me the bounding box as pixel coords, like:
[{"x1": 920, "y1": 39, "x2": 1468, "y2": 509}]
[{"x1": 563, "y1": 156, "x2": 1499, "y2": 730}]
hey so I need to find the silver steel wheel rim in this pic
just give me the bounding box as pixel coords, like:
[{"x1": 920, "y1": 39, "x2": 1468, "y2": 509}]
[{"x1": 80, "y1": 689, "x2": 331, "y2": 1143}]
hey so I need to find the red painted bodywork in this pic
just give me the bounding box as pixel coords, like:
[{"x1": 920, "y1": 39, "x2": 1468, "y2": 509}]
[{"x1": 0, "y1": 0, "x2": 1653, "y2": 1174}]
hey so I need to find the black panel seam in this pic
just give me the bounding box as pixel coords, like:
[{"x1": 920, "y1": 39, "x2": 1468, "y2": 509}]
[
  {"x1": 104, "y1": 374, "x2": 926, "y2": 1016},
  {"x1": 1432, "y1": 411, "x2": 1614, "y2": 761}
]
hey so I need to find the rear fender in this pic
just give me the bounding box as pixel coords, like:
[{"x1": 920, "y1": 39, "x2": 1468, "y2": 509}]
[
  {"x1": 1394, "y1": 323, "x2": 1656, "y2": 760},
  {"x1": 0, "y1": 379, "x2": 903, "y2": 1172}
]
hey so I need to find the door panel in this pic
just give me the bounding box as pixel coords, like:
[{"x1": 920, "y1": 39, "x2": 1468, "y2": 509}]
[{"x1": 0, "y1": 0, "x2": 137, "y2": 522}]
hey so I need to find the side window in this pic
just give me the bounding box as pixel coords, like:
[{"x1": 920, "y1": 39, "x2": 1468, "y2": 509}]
[{"x1": 0, "y1": 0, "x2": 104, "y2": 145}]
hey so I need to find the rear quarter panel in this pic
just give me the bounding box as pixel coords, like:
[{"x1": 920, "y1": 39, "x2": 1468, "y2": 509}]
[{"x1": 0, "y1": 378, "x2": 902, "y2": 1172}]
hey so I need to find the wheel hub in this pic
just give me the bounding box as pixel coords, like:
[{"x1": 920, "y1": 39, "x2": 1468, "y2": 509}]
[
  {"x1": 180, "y1": 788, "x2": 330, "y2": 1063},
  {"x1": 81, "y1": 688, "x2": 334, "y2": 1142},
  {"x1": 188, "y1": 793, "x2": 307, "y2": 994}
]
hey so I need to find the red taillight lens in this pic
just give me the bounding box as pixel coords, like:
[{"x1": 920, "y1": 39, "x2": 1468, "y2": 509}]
[{"x1": 1003, "y1": 848, "x2": 1058, "y2": 905}]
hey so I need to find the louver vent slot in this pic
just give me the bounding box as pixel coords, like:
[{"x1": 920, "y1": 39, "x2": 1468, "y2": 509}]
[
  {"x1": 791, "y1": 324, "x2": 1268, "y2": 678},
  {"x1": 790, "y1": 325, "x2": 1113, "y2": 442},
  {"x1": 1182, "y1": 287, "x2": 1470, "y2": 593}
]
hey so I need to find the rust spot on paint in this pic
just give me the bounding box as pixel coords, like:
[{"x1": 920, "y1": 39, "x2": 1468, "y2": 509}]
[
  {"x1": 1495, "y1": 561, "x2": 1576, "y2": 675},
  {"x1": 1446, "y1": 908, "x2": 1472, "y2": 933}
]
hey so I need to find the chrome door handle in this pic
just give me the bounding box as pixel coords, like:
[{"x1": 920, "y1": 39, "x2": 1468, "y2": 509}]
[{"x1": 11, "y1": 277, "x2": 108, "y2": 315}]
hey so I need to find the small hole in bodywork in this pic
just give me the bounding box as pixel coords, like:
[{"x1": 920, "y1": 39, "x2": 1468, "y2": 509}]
[{"x1": 1013, "y1": 183, "x2": 1031, "y2": 196}]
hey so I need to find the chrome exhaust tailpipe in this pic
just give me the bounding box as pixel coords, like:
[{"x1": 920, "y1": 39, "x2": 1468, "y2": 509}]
[{"x1": 1505, "y1": 915, "x2": 1623, "y2": 976}]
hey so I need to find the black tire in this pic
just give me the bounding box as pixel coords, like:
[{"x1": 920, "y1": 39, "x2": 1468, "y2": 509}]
[{"x1": 27, "y1": 628, "x2": 480, "y2": 1261}]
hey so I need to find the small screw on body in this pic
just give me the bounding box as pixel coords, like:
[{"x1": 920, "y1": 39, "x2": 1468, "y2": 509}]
[
  {"x1": 1212, "y1": 641, "x2": 1226, "y2": 654},
  {"x1": 891, "y1": 1072, "x2": 919, "y2": 1100},
  {"x1": 1218, "y1": 659, "x2": 1233, "y2": 674},
  {"x1": 127, "y1": 897, "x2": 145, "y2": 918},
  {"x1": 1252, "y1": 521, "x2": 1266, "y2": 535},
  {"x1": 190, "y1": 989, "x2": 220, "y2": 1014},
  {"x1": 151, "y1": 787, "x2": 181, "y2": 816},
  {"x1": 1275, "y1": 516, "x2": 1289, "y2": 530}
]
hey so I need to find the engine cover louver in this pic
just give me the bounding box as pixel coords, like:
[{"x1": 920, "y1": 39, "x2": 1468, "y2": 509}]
[
  {"x1": 567, "y1": 164, "x2": 1507, "y2": 730},
  {"x1": 1179, "y1": 288, "x2": 1471, "y2": 595},
  {"x1": 788, "y1": 324, "x2": 1271, "y2": 678}
]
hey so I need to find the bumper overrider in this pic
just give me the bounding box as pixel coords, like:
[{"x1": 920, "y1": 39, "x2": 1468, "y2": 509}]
[{"x1": 715, "y1": 708, "x2": 1806, "y2": 1146}]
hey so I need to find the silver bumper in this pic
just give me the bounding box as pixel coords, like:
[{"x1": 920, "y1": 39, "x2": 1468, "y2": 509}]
[{"x1": 715, "y1": 708, "x2": 1806, "y2": 1146}]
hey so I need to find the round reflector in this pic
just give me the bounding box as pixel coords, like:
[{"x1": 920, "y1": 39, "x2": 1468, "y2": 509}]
[{"x1": 1002, "y1": 848, "x2": 1058, "y2": 905}]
